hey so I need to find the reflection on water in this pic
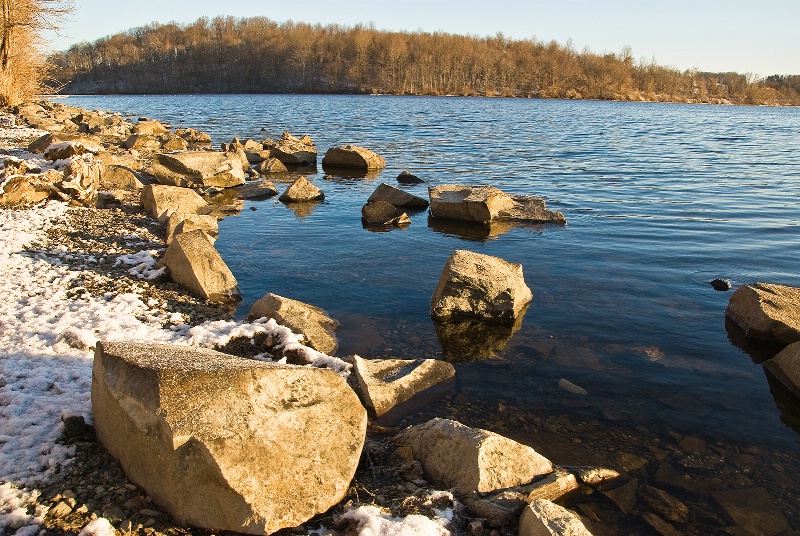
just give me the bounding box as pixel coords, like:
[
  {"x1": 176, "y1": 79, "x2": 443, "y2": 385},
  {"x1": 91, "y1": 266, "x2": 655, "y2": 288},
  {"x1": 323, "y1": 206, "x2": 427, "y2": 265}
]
[
  {"x1": 321, "y1": 167, "x2": 383, "y2": 180},
  {"x1": 764, "y1": 369, "x2": 800, "y2": 435},
  {"x1": 280, "y1": 200, "x2": 322, "y2": 219},
  {"x1": 434, "y1": 309, "x2": 527, "y2": 362},
  {"x1": 427, "y1": 216, "x2": 514, "y2": 241}
]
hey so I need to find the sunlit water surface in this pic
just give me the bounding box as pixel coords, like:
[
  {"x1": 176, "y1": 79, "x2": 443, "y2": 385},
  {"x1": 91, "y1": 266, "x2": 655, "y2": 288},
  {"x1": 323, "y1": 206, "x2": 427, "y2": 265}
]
[{"x1": 63, "y1": 94, "x2": 800, "y2": 455}]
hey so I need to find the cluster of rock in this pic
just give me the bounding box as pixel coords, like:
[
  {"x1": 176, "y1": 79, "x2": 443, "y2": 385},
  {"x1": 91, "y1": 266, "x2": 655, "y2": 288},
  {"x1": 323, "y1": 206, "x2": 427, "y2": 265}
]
[{"x1": 726, "y1": 282, "x2": 800, "y2": 398}]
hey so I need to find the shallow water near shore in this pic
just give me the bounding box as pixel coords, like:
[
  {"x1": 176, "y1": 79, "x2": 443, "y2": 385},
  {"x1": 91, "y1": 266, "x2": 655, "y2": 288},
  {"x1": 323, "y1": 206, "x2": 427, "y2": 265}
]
[{"x1": 64, "y1": 96, "x2": 800, "y2": 462}]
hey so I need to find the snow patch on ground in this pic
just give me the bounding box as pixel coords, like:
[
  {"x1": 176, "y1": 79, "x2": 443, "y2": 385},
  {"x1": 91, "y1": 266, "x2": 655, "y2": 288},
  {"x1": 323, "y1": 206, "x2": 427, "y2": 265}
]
[
  {"x1": 114, "y1": 250, "x2": 167, "y2": 280},
  {"x1": 339, "y1": 505, "x2": 451, "y2": 536}
]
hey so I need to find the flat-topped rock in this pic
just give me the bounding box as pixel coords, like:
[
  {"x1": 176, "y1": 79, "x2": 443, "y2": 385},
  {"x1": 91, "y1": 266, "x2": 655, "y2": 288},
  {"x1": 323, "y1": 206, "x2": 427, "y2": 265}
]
[
  {"x1": 353, "y1": 356, "x2": 455, "y2": 417},
  {"x1": 399, "y1": 418, "x2": 553, "y2": 494},
  {"x1": 140, "y1": 184, "x2": 208, "y2": 223},
  {"x1": 429, "y1": 184, "x2": 565, "y2": 225},
  {"x1": 726, "y1": 282, "x2": 800, "y2": 345},
  {"x1": 159, "y1": 230, "x2": 241, "y2": 303},
  {"x1": 248, "y1": 293, "x2": 338, "y2": 354},
  {"x1": 150, "y1": 151, "x2": 246, "y2": 188},
  {"x1": 92, "y1": 342, "x2": 367, "y2": 535},
  {"x1": 431, "y1": 250, "x2": 532, "y2": 322},
  {"x1": 367, "y1": 183, "x2": 428, "y2": 208},
  {"x1": 322, "y1": 145, "x2": 386, "y2": 171}
]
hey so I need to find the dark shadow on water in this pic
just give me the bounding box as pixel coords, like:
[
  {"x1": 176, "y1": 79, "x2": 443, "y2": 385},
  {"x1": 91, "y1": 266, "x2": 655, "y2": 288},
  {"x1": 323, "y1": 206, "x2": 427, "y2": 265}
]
[
  {"x1": 432, "y1": 307, "x2": 528, "y2": 362},
  {"x1": 321, "y1": 166, "x2": 382, "y2": 181},
  {"x1": 764, "y1": 367, "x2": 800, "y2": 436},
  {"x1": 725, "y1": 317, "x2": 787, "y2": 364},
  {"x1": 427, "y1": 216, "x2": 514, "y2": 241},
  {"x1": 361, "y1": 219, "x2": 411, "y2": 233}
]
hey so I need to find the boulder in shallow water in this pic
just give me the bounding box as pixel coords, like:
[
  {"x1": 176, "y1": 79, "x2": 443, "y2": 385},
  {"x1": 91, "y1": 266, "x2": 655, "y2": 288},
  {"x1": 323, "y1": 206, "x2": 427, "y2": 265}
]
[
  {"x1": 725, "y1": 282, "x2": 800, "y2": 345},
  {"x1": 430, "y1": 250, "x2": 532, "y2": 322},
  {"x1": 279, "y1": 176, "x2": 324, "y2": 203},
  {"x1": 361, "y1": 200, "x2": 411, "y2": 226},
  {"x1": 428, "y1": 184, "x2": 565, "y2": 225},
  {"x1": 322, "y1": 145, "x2": 386, "y2": 171},
  {"x1": 237, "y1": 179, "x2": 279, "y2": 200},
  {"x1": 150, "y1": 151, "x2": 246, "y2": 188},
  {"x1": 397, "y1": 170, "x2": 425, "y2": 184},
  {"x1": 140, "y1": 184, "x2": 209, "y2": 223},
  {"x1": 399, "y1": 418, "x2": 553, "y2": 494},
  {"x1": 255, "y1": 158, "x2": 288, "y2": 175},
  {"x1": 764, "y1": 341, "x2": 800, "y2": 399},
  {"x1": 159, "y1": 229, "x2": 241, "y2": 303},
  {"x1": 248, "y1": 293, "x2": 338, "y2": 354},
  {"x1": 91, "y1": 341, "x2": 367, "y2": 535},
  {"x1": 353, "y1": 356, "x2": 455, "y2": 417},
  {"x1": 367, "y1": 183, "x2": 428, "y2": 208},
  {"x1": 265, "y1": 131, "x2": 317, "y2": 165}
]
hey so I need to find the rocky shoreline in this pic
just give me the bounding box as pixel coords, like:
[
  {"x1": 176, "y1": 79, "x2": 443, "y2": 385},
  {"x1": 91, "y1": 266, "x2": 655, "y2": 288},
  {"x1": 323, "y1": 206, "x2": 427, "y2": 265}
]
[{"x1": 1, "y1": 101, "x2": 799, "y2": 536}]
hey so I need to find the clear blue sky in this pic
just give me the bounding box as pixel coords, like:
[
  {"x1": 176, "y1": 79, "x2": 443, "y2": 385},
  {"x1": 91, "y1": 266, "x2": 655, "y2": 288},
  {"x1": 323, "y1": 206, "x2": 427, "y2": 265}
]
[{"x1": 45, "y1": 0, "x2": 799, "y2": 76}]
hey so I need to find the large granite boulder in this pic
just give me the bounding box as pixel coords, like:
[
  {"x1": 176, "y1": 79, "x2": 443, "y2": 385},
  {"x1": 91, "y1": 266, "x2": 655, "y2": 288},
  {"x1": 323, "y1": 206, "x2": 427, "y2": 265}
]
[
  {"x1": 248, "y1": 293, "x2": 338, "y2": 354},
  {"x1": 44, "y1": 140, "x2": 101, "y2": 161},
  {"x1": 91, "y1": 342, "x2": 367, "y2": 535},
  {"x1": 150, "y1": 151, "x2": 246, "y2": 188},
  {"x1": 726, "y1": 283, "x2": 800, "y2": 345},
  {"x1": 61, "y1": 155, "x2": 102, "y2": 206},
  {"x1": 265, "y1": 131, "x2": 317, "y2": 165},
  {"x1": 428, "y1": 184, "x2": 565, "y2": 225},
  {"x1": 431, "y1": 250, "x2": 533, "y2": 322},
  {"x1": 764, "y1": 341, "x2": 800, "y2": 398},
  {"x1": 124, "y1": 134, "x2": 162, "y2": 151},
  {"x1": 352, "y1": 356, "x2": 455, "y2": 417},
  {"x1": 102, "y1": 165, "x2": 144, "y2": 191},
  {"x1": 279, "y1": 176, "x2": 325, "y2": 203},
  {"x1": 132, "y1": 119, "x2": 169, "y2": 135},
  {"x1": 0, "y1": 170, "x2": 62, "y2": 206},
  {"x1": 361, "y1": 201, "x2": 411, "y2": 227},
  {"x1": 140, "y1": 184, "x2": 208, "y2": 223},
  {"x1": 399, "y1": 418, "x2": 553, "y2": 494},
  {"x1": 322, "y1": 145, "x2": 386, "y2": 171},
  {"x1": 367, "y1": 183, "x2": 429, "y2": 208},
  {"x1": 159, "y1": 230, "x2": 241, "y2": 303},
  {"x1": 28, "y1": 133, "x2": 103, "y2": 155},
  {"x1": 518, "y1": 500, "x2": 593, "y2": 536},
  {"x1": 255, "y1": 158, "x2": 288, "y2": 175},
  {"x1": 161, "y1": 136, "x2": 189, "y2": 152},
  {"x1": 166, "y1": 212, "x2": 219, "y2": 245}
]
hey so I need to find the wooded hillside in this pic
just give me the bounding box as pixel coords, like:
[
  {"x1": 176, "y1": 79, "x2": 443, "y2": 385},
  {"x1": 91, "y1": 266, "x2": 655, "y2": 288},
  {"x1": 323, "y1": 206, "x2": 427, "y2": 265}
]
[{"x1": 49, "y1": 16, "x2": 800, "y2": 106}]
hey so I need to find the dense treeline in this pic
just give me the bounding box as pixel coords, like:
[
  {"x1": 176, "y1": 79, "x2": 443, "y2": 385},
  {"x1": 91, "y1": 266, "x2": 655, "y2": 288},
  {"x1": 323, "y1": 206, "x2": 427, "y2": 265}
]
[{"x1": 50, "y1": 16, "x2": 800, "y2": 106}]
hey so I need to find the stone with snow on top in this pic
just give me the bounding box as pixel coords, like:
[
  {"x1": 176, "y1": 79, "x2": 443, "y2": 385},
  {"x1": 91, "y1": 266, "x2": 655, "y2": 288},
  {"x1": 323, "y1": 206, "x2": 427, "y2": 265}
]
[
  {"x1": 397, "y1": 170, "x2": 425, "y2": 184},
  {"x1": 255, "y1": 157, "x2": 288, "y2": 175},
  {"x1": 361, "y1": 201, "x2": 411, "y2": 226},
  {"x1": 431, "y1": 249, "x2": 532, "y2": 322},
  {"x1": 248, "y1": 293, "x2": 338, "y2": 354},
  {"x1": 0, "y1": 171, "x2": 62, "y2": 206},
  {"x1": 140, "y1": 184, "x2": 208, "y2": 223},
  {"x1": 399, "y1": 418, "x2": 553, "y2": 494},
  {"x1": 764, "y1": 341, "x2": 800, "y2": 399},
  {"x1": 92, "y1": 341, "x2": 367, "y2": 535},
  {"x1": 265, "y1": 131, "x2": 317, "y2": 165},
  {"x1": 166, "y1": 212, "x2": 219, "y2": 245},
  {"x1": 28, "y1": 133, "x2": 103, "y2": 154},
  {"x1": 519, "y1": 499, "x2": 593, "y2": 536},
  {"x1": 159, "y1": 230, "x2": 241, "y2": 303},
  {"x1": 322, "y1": 145, "x2": 386, "y2": 170},
  {"x1": 279, "y1": 176, "x2": 324, "y2": 203},
  {"x1": 429, "y1": 184, "x2": 565, "y2": 225},
  {"x1": 237, "y1": 179, "x2": 279, "y2": 200},
  {"x1": 174, "y1": 127, "x2": 212, "y2": 144},
  {"x1": 44, "y1": 141, "x2": 100, "y2": 161},
  {"x1": 353, "y1": 356, "x2": 455, "y2": 417},
  {"x1": 150, "y1": 151, "x2": 246, "y2": 188},
  {"x1": 368, "y1": 182, "x2": 429, "y2": 208},
  {"x1": 132, "y1": 119, "x2": 168, "y2": 135},
  {"x1": 725, "y1": 282, "x2": 800, "y2": 345},
  {"x1": 62, "y1": 155, "x2": 102, "y2": 206},
  {"x1": 102, "y1": 165, "x2": 144, "y2": 191}
]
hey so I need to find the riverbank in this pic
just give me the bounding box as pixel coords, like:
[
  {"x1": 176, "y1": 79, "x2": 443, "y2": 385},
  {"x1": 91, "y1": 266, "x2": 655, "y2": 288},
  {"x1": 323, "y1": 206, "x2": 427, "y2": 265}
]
[{"x1": 2, "y1": 101, "x2": 799, "y2": 536}]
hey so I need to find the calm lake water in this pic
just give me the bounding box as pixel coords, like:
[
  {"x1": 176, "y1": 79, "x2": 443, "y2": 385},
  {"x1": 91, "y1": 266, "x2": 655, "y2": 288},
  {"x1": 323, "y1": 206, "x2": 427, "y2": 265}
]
[{"x1": 62, "y1": 95, "x2": 800, "y2": 457}]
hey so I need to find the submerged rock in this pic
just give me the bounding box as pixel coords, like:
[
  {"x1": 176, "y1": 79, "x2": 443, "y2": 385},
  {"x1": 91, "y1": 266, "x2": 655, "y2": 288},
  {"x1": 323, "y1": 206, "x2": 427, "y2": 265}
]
[
  {"x1": 430, "y1": 250, "x2": 533, "y2": 322},
  {"x1": 428, "y1": 184, "x2": 565, "y2": 225},
  {"x1": 367, "y1": 183, "x2": 429, "y2": 208},
  {"x1": 323, "y1": 145, "x2": 386, "y2": 171},
  {"x1": 725, "y1": 282, "x2": 800, "y2": 345},
  {"x1": 159, "y1": 229, "x2": 241, "y2": 303},
  {"x1": 91, "y1": 341, "x2": 367, "y2": 535},
  {"x1": 398, "y1": 418, "x2": 553, "y2": 494},
  {"x1": 352, "y1": 356, "x2": 455, "y2": 417},
  {"x1": 248, "y1": 293, "x2": 338, "y2": 354},
  {"x1": 236, "y1": 179, "x2": 279, "y2": 200},
  {"x1": 433, "y1": 313, "x2": 525, "y2": 362}
]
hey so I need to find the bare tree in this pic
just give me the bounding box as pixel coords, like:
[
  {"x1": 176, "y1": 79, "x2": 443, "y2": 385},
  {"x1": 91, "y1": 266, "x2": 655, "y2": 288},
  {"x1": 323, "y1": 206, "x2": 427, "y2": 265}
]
[{"x1": 1, "y1": 0, "x2": 73, "y2": 105}]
